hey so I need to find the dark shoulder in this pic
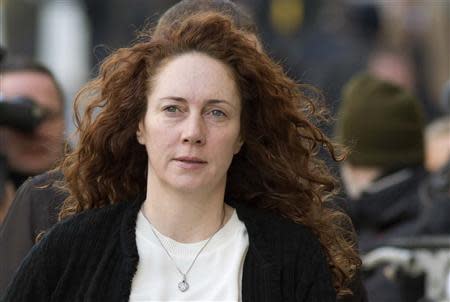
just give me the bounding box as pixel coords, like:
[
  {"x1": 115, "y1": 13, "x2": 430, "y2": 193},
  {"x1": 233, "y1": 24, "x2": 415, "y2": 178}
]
[
  {"x1": 29, "y1": 169, "x2": 64, "y2": 187},
  {"x1": 18, "y1": 169, "x2": 67, "y2": 206},
  {"x1": 59, "y1": 201, "x2": 129, "y2": 229},
  {"x1": 234, "y1": 202, "x2": 332, "y2": 292},
  {"x1": 42, "y1": 201, "x2": 132, "y2": 246},
  {"x1": 15, "y1": 170, "x2": 68, "y2": 229},
  {"x1": 234, "y1": 202, "x2": 323, "y2": 251}
]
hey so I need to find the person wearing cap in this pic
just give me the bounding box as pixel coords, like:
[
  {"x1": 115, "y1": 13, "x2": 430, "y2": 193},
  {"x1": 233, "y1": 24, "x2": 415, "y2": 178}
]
[
  {"x1": 412, "y1": 79, "x2": 450, "y2": 237},
  {"x1": 335, "y1": 73, "x2": 428, "y2": 302}
]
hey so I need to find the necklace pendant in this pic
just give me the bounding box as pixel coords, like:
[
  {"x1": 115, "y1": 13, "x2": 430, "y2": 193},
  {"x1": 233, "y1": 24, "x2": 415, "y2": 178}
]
[{"x1": 178, "y1": 279, "x2": 189, "y2": 292}]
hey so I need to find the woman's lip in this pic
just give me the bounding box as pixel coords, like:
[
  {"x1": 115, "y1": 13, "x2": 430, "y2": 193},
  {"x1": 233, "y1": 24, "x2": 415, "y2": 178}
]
[
  {"x1": 174, "y1": 157, "x2": 207, "y2": 163},
  {"x1": 173, "y1": 159, "x2": 207, "y2": 169}
]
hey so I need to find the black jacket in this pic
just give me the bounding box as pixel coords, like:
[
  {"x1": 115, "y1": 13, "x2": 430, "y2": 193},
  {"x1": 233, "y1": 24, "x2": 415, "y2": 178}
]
[
  {"x1": 341, "y1": 167, "x2": 429, "y2": 302},
  {"x1": 413, "y1": 162, "x2": 450, "y2": 236},
  {"x1": 343, "y1": 167, "x2": 428, "y2": 254},
  {"x1": 3, "y1": 195, "x2": 337, "y2": 301}
]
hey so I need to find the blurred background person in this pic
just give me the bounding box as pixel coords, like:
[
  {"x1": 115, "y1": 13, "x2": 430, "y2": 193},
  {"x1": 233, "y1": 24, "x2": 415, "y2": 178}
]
[
  {"x1": 412, "y1": 79, "x2": 450, "y2": 238},
  {"x1": 0, "y1": 57, "x2": 66, "y2": 223},
  {"x1": 366, "y1": 48, "x2": 416, "y2": 93},
  {"x1": 424, "y1": 80, "x2": 450, "y2": 174},
  {"x1": 335, "y1": 73, "x2": 428, "y2": 302},
  {"x1": 425, "y1": 115, "x2": 450, "y2": 173}
]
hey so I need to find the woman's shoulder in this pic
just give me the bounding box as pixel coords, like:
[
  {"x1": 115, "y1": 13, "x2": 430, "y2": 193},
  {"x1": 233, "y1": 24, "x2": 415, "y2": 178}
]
[
  {"x1": 42, "y1": 200, "x2": 135, "y2": 246},
  {"x1": 234, "y1": 202, "x2": 333, "y2": 293},
  {"x1": 234, "y1": 202, "x2": 322, "y2": 250}
]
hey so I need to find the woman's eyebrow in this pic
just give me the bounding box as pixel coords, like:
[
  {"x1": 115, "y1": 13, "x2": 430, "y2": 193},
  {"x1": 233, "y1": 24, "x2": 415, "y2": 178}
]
[
  {"x1": 206, "y1": 99, "x2": 235, "y2": 108},
  {"x1": 159, "y1": 96, "x2": 187, "y2": 102},
  {"x1": 159, "y1": 97, "x2": 236, "y2": 108}
]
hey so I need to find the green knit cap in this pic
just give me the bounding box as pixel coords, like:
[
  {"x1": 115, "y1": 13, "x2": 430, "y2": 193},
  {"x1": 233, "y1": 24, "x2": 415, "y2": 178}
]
[{"x1": 335, "y1": 73, "x2": 425, "y2": 169}]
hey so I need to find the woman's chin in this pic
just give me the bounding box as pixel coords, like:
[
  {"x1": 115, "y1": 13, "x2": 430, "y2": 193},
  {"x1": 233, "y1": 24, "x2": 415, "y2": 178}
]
[{"x1": 166, "y1": 177, "x2": 221, "y2": 194}]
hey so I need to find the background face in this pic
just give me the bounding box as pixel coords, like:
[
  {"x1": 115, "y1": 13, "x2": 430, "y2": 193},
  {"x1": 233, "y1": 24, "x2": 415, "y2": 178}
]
[
  {"x1": 137, "y1": 52, "x2": 242, "y2": 195},
  {"x1": 0, "y1": 71, "x2": 65, "y2": 175}
]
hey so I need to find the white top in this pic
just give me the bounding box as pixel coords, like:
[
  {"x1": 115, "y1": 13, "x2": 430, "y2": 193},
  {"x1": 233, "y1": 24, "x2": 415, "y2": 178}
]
[{"x1": 130, "y1": 209, "x2": 249, "y2": 302}]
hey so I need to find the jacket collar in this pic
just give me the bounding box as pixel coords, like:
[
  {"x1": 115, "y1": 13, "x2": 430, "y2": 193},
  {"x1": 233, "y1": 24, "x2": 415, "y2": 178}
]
[
  {"x1": 357, "y1": 167, "x2": 427, "y2": 228},
  {"x1": 364, "y1": 168, "x2": 414, "y2": 194},
  {"x1": 120, "y1": 193, "x2": 145, "y2": 259}
]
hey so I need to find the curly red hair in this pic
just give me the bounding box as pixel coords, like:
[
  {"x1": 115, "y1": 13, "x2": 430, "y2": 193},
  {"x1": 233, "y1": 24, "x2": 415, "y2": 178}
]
[{"x1": 59, "y1": 12, "x2": 360, "y2": 296}]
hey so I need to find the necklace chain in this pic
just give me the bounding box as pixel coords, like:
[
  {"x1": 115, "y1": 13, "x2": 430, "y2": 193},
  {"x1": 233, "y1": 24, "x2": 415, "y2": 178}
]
[{"x1": 143, "y1": 207, "x2": 226, "y2": 292}]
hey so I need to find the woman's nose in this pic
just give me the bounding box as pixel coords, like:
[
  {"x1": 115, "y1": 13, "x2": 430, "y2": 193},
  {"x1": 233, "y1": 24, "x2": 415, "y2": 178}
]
[{"x1": 181, "y1": 114, "x2": 206, "y2": 145}]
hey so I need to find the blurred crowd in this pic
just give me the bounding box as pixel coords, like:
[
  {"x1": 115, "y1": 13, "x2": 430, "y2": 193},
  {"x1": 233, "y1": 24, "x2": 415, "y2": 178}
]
[{"x1": 1, "y1": 0, "x2": 449, "y2": 301}]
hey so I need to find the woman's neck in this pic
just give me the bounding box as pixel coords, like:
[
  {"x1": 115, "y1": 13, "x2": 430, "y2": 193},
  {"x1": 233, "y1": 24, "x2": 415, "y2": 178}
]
[{"x1": 142, "y1": 187, "x2": 231, "y2": 243}]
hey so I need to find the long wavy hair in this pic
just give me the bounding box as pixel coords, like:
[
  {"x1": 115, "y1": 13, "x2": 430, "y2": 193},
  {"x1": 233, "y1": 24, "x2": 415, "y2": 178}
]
[{"x1": 59, "y1": 12, "x2": 360, "y2": 296}]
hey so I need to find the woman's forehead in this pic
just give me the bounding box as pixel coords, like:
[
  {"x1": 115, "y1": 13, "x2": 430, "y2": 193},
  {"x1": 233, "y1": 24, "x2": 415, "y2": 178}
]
[{"x1": 148, "y1": 52, "x2": 241, "y2": 107}]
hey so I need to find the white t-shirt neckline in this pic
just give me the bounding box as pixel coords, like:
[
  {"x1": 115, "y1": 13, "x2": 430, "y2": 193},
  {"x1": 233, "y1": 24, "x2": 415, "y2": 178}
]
[
  {"x1": 130, "y1": 208, "x2": 249, "y2": 302},
  {"x1": 137, "y1": 209, "x2": 241, "y2": 259}
]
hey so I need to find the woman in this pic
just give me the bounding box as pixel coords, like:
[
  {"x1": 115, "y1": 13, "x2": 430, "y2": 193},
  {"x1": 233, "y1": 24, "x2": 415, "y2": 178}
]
[
  {"x1": 3, "y1": 12, "x2": 360, "y2": 302},
  {"x1": 0, "y1": 0, "x2": 258, "y2": 295}
]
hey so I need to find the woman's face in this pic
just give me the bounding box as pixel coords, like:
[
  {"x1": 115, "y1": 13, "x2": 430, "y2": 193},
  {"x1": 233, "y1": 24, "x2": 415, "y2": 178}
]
[{"x1": 137, "y1": 52, "x2": 243, "y2": 194}]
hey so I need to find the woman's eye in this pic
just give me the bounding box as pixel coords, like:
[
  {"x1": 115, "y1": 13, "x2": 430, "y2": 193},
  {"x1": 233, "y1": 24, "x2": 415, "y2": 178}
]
[
  {"x1": 210, "y1": 109, "x2": 226, "y2": 117},
  {"x1": 163, "y1": 105, "x2": 179, "y2": 113}
]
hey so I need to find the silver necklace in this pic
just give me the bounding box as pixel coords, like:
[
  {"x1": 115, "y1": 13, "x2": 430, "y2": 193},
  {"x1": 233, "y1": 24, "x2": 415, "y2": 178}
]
[{"x1": 143, "y1": 207, "x2": 226, "y2": 292}]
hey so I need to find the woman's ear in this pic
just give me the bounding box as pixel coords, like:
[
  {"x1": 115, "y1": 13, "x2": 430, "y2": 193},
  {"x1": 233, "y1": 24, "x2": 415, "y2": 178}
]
[
  {"x1": 136, "y1": 121, "x2": 146, "y2": 145},
  {"x1": 233, "y1": 137, "x2": 244, "y2": 154}
]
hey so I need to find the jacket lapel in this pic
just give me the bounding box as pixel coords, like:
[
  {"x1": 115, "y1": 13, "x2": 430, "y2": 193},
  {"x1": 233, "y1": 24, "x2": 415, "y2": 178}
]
[{"x1": 235, "y1": 203, "x2": 283, "y2": 301}]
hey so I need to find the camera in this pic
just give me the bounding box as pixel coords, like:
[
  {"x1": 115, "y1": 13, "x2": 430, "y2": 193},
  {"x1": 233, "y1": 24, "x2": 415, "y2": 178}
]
[{"x1": 0, "y1": 96, "x2": 49, "y2": 132}]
